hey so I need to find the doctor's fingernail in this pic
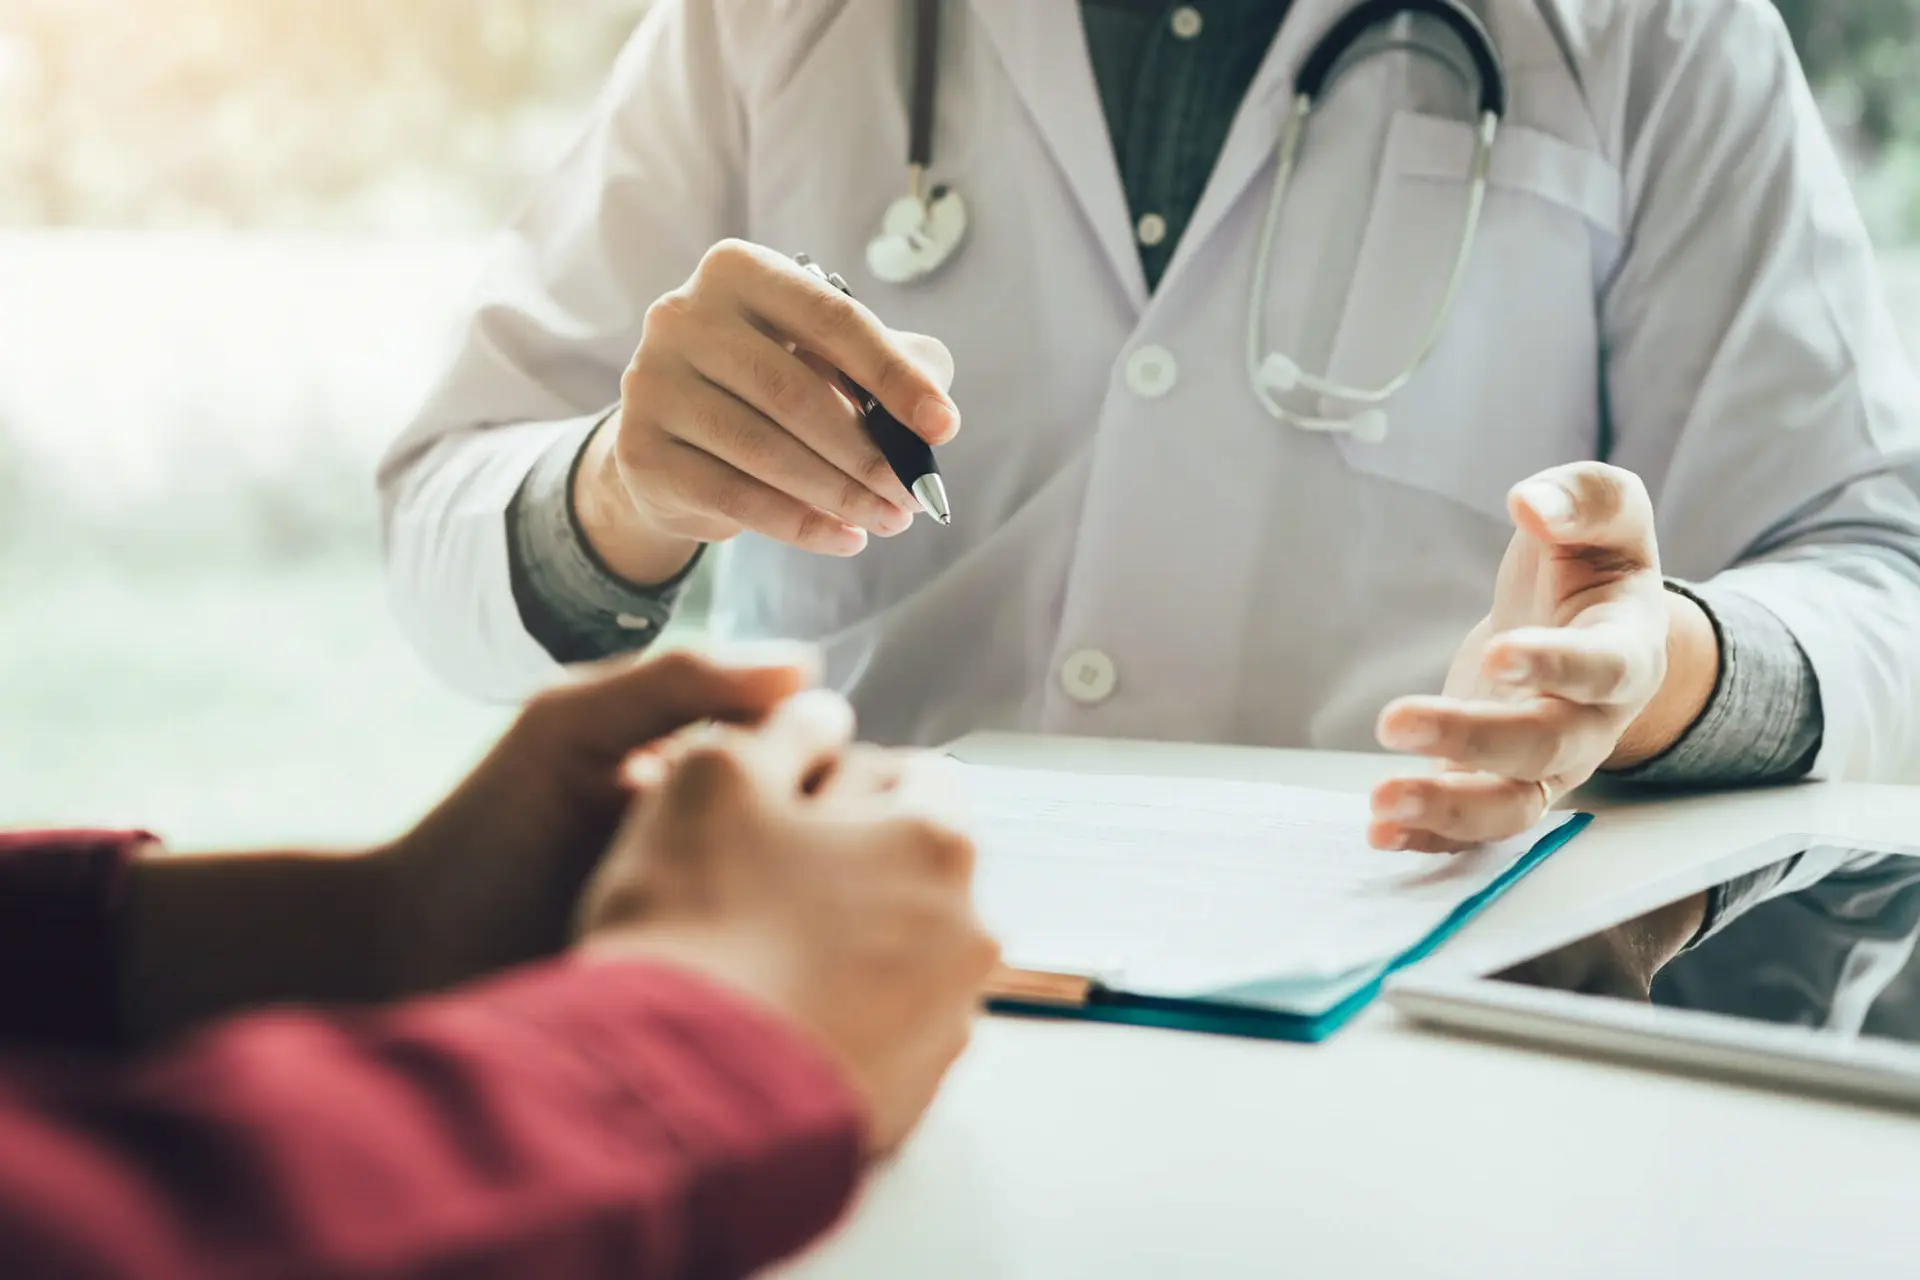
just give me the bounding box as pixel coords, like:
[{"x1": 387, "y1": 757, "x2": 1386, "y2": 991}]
[
  {"x1": 875, "y1": 504, "x2": 914, "y2": 535},
  {"x1": 1385, "y1": 719, "x2": 1439, "y2": 750},
  {"x1": 915, "y1": 397, "x2": 960, "y2": 443},
  {"x1": 1493, "y1": 652, "x2": 1533, "y2": 685},
  {"x1": 1519, "y1": 482, "x2": 1574, "y2": 527},
  {"x1": 1379, "y1": 795, "x2": 1424, "y2": 823}
]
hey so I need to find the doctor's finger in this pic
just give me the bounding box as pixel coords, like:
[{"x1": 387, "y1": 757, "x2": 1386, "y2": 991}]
[
  {"x1": 719, "y1": 246, "x2": 959, "y2": 445},
  {"x1": 793, "y1": 347, "x2": 927, "y2": 513},
  {"x1": 891, "y1": 330, "x2": 956, "y2": 392},
  {"x1": 1509, "y1": 462, "x2": 1658, "y2": 567},
  {"x1": 1378, "y1": 695, "x2": 1614, "y2": 780},
  {"x1": 1369, "y1": 772, "x2": 1548, "y2": 851},
  {"x1": 680, "y1": 321, "x2": 920, "y2": 514},
  {"x1": 1483, "y1": 625, "x2": 1664, "y2": 708},
  {"x1": 666, "y1": 381, "x2": 912, "y2": 536},
  {"x1": 653, "y1": 440, "x2": 869, "y2": 557}
]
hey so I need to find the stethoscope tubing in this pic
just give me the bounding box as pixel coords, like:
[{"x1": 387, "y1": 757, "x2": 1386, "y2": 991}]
[{"x1": 881, "y1": 0, "x2": 1509, "y2": 436}]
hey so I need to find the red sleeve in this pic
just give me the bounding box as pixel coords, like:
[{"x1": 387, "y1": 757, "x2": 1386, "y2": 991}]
[
  {"x1": 0, "y1": 960, "x2": 867, "y2": 1280},
  {"x1": 0, "y1": 830, "x2": 151, "y2": 1051}
]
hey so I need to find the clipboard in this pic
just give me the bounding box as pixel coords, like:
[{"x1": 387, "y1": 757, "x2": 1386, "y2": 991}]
[{"x1": 983, "y1": 813, "x2": 1592, "y2": 1043}]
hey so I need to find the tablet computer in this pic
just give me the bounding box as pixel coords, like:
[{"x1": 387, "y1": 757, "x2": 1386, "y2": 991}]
[{"x1": 1388, "y1": 845, "x2": 1920, "y2": 1113}]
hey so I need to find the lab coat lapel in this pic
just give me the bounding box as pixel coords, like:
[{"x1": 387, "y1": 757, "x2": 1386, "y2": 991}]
[
  {"x1": 1153, "y1": 0, "x2": 1344, "y2": 301},
  {"x1": 965, "y1": 0, "x2": 1149, "y2": 312}
]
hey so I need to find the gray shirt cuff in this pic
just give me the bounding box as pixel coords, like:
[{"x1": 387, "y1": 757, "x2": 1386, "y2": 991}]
[
  {"x1": 1610, "y1": 579, "x2": 1824, "y2": 789},
  {"x1": 505, "y1": 413, "x2": 704, "y2": 665},
  {"x1": 1614, "y1": 579, "x2": 1825, "y2": 943}
]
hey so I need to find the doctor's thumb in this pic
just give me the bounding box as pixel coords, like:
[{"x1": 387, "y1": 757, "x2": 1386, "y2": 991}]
[
  {"x1": 1509, "y1": 462, "x2": 1657, "y2": 561},
  {"x1": 892, "y1": 330, "x2": 957, "y2": 396}
]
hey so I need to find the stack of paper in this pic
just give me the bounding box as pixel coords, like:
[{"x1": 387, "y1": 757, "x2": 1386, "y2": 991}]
[{"x1": 962, "y1": 764, "x2": 1586, "y2": 1038}]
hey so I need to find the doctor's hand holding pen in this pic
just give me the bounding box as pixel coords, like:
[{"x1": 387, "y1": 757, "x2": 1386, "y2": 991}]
[
  {"x1": 572, "y1": 239, "x2": 962, "y2": 587},
  {"x1": 1369, "y1": 462, "x2": 1721, "y2": 853}
]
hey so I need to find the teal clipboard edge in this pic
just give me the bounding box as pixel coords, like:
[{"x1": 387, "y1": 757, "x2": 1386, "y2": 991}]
[{"x1": 988, "y1": 812, "x2": 1594, "y2": 1044}]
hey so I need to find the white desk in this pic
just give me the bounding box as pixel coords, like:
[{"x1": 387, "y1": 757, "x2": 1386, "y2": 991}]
[{"x1": 778, "y1": 736, "x2": 1920, "y2": 1280}]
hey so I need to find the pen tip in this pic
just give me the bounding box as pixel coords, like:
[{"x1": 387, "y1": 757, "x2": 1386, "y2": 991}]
[{"x1": 912, "y1": 475, "x2": 952, "y2": 527}]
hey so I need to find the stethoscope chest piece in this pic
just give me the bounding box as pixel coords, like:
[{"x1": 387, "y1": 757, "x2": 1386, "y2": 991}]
[{"x1": 867, "y1": 185, "x2": 969, "y2": 285}]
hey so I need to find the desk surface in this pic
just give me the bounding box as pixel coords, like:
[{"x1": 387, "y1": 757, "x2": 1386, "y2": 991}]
[{"x1": 776, "y1": 736, "x2": 1920, "y2": 1279}]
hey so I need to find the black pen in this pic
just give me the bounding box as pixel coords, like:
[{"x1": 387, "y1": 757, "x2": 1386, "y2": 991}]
[{"x1": 793, "y1": 253, "x2": 951, "y2": 526}]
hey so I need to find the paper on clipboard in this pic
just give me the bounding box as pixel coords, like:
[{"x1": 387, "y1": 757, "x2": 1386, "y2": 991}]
[{"x1": 963, "y1": 764, "x2": 1578, "y2": 1003}]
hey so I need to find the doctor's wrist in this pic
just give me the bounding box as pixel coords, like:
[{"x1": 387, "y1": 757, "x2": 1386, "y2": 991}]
[
  {"x1": 1604, "y1": 587, "x2": 1719, "y2": 771},
  {"x1": 574, "y1": 411, "x2": 704, "y2": 588}
]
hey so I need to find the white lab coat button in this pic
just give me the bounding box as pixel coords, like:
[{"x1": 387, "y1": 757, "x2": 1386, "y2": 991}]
[
  {"x1": 1060, "y1": 649, "x2": 1118, "y2": 705},
  {"x1": 1170, "y1": 6, "x2": 1204, "y2": 39},
  {"x1": 1136, "y1": 212, "x2": 1168, "y2": 247},
  {"x1": 1125, "y1": 345, "x2": 1178, "y2": 399}
]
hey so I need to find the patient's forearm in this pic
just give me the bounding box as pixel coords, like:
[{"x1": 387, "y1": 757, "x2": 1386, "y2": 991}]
[{"x1": 123, "y1": 847, "x2": 407, "y2": 1045}]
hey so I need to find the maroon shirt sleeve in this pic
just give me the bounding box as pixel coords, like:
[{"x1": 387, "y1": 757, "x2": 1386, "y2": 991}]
[
  {"x1": 0, "y1": 834, "x2": 867, "y2": 1278},
  {"x1": 0, "y1": 830, "x2": 150, "y2": 1050},
  {"x1": 0, "y1": 959, "x2": 867, "y2": 1280}
]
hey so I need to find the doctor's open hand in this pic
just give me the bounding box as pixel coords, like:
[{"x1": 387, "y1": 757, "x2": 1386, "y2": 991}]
[
  {"x1": 574, "y1": 239, "x2": 961, "y2": 586},
  {"x1": 1369, "y1": 463, "x2": 1719, "y2": 852}
]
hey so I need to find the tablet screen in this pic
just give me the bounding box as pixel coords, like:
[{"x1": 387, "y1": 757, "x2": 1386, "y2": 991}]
[{"x1": 1489, "y1": 845, "x2": 1920, "y2": 1045}]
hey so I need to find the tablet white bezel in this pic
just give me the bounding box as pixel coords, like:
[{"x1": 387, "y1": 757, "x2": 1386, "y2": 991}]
[{"x1": 1387, "y1": 972, "x2": 1920, "y2": 1114}]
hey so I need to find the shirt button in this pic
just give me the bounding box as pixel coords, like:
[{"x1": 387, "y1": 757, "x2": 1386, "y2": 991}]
[
  {"x1": 1124, "y1": 344, "x2": 1178, "y2": 399},
  {"x1": 615, "y1": 613, "x2": 655, "y2": 632},
  {"x1": 1136, "y1": 212, "x2": 1168, "y2": 247},
  {"x1": 1170, "y1": 6, "x2": 1204, "y2": 39},
  {"x1": 1060, "y1": 649, "x2": 1118, "y2": 706}
]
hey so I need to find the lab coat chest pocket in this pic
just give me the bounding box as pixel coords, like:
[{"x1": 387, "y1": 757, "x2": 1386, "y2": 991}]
[{"x1": 1322, "y1": 112, "x2": 1621, "y2": 520}]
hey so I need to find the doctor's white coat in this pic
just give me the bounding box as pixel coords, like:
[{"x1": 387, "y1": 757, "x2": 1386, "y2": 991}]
[{"x1": 381, "y1": 0, "x2": 1920, "y2": 779}]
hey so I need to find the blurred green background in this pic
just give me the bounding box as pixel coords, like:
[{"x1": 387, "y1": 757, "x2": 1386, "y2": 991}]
[{"x1": 2, "y1": 1, "x2": 1918, "y2": 848}]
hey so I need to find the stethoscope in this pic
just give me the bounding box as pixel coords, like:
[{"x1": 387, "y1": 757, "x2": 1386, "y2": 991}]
[{"x1": 867, "y1": 0, "x2": 1508, "y2": 444}]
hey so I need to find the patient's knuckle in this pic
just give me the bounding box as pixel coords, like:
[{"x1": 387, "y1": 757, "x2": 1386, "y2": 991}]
[
  {"x1": 671, "y1": 742, "x2": 751, "y2": 809},
  {"x1": 900, "y1": 818, "x2": 976, "y2": 882},
  {"x1": 646, "y1": 650, "x2": 712, "y2": 691},
  {"x1": 516, "y1": 686, "x2": 578, "y2": 740}
]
